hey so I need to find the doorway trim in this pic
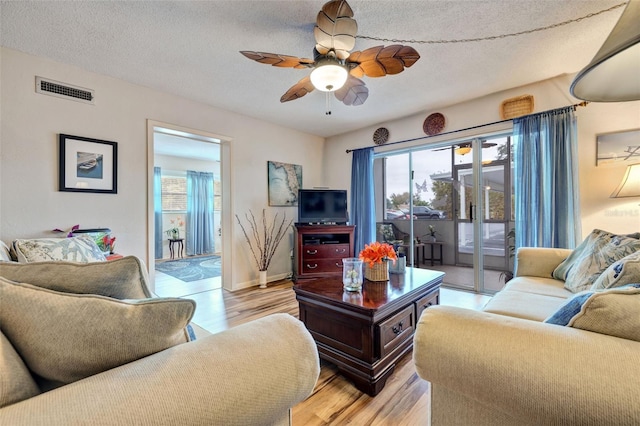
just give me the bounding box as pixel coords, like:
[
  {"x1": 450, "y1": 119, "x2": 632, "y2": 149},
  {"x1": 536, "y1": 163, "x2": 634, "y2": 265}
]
[{"x1": 146, "y1": 120, "x2": 233, "y2": 292}]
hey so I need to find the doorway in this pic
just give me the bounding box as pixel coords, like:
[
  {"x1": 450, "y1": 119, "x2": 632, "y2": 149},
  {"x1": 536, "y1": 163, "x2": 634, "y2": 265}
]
[
  {"x1": 452, "y1": 136, "x2": 513, "y2": 293},
  {"x1": 147, "y1": 121, "x2": 231, "y2": 294},
  {"x1": 376, "y1": 134, "x2": 514, "y2": 294}
]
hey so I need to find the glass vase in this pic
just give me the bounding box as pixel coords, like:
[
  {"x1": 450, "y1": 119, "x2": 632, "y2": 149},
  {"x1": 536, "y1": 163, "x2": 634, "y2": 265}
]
[{"x1": 342, "y1": 258, "x2": 364, "y2": 292}]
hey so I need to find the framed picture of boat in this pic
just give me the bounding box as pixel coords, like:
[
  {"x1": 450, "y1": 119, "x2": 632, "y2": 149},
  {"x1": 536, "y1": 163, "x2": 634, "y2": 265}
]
[{"x1": 58, "y1": 134, "x2": 118, "y2": 193}]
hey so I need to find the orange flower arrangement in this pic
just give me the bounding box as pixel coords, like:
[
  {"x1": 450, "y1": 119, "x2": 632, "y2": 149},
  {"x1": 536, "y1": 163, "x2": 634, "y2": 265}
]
[{"x1": 358, "y1": 242, "x2": 397, "y2": 267}]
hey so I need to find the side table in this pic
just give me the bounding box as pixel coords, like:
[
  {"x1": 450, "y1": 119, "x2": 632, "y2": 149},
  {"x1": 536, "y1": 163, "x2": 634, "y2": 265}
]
[
  {"x1": 423, "y1": 241, "x2": 443, "y2": 266},
  {"x1": 168, "y1": 238, "x2": 184, "y2": 259},
  {"x1": 399, "y1": 243, "x2": 425, "y2": 267}
]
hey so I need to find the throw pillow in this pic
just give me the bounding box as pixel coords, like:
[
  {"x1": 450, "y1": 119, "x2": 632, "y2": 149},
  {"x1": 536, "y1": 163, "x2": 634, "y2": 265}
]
[
  {"x1": 553, "y1": 229, "x2": 640, "y2": 292},
  {"x1": 545, "y1": 284, "x2": 640, "y2": 341},
  {"x1": 591, "y1": 251, "x2": 640, "y2": 291},
  {"x1": 12, "y1": 237, "x2": 106, "y2": 263},
  {"x1": 0, "y1": 240, "x2": 12, "y2": 262},
  {"x1": 0, "y1": 255, "x2": 152, "y2": 299},
  {"x1": 0, "y1": 277, "x2": 195, "y2": 386},
  {"x1": 377, "y1": 224, "x2": 395, "y2": 242},
  {"x1": 552, "y1": 230, "x2": 601, "y2": 281},
  {"x1": 0, "y1": 331, "x2": 41, "y2": 408}
]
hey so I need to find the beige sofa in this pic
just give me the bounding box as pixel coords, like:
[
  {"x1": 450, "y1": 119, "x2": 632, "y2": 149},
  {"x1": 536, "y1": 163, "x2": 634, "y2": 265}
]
[
  {"x1": 0, "y1": 258, "x2": 320, "y2": 425},
  {"x1": 414, "y1": 247, "x2": 640, "y2": 426}
]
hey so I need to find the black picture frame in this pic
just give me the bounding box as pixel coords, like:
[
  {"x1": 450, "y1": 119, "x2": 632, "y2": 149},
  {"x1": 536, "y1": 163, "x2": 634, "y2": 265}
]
[{"x1": 58, "y1": 134, "x2": 118, "y2": 194}]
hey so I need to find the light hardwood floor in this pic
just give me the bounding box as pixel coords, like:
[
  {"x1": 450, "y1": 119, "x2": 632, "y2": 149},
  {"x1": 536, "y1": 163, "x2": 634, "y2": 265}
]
[{"x1": 154, "y1": 273, "x2": 491, "y2": 425}]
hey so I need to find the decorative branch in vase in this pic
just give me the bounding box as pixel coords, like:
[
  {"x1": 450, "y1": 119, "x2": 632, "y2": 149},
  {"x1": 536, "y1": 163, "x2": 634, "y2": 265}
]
[
  {"x1": 236, "y1": 209, "x2": 293, "y2": 289},
  {"x1": 427, "y1": 225, "x2": 437, "y2": 242}
]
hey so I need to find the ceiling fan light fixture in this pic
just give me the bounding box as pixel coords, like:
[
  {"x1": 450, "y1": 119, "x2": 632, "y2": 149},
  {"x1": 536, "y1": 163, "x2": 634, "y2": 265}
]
[
  {"x1": 455, "y1": 146, "x2": 472, "y2": 156},
  {"x1": 310, "y1": 59, "x2": 348, "y2": 92}
]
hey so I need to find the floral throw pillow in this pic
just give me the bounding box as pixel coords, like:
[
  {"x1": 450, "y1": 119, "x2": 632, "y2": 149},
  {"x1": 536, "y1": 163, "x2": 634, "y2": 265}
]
[
  {"x1": 12, "y1": 237, "x2": 106, "y2": 263},
  {"x1": 553, "y1": 229, "x2": 640, "y2": 293},
  {"x1": 591, "y1": 251, "x2": 640, "y2": 290}
]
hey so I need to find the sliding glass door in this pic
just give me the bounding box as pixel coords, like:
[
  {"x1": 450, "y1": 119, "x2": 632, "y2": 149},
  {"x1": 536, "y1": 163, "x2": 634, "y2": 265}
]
[
  {"x1": 453, "y1": 136, "x2": 513, "y2": 292},
  {"x1": 376, "y1": 134, "x2": 513, "y2": 294}
]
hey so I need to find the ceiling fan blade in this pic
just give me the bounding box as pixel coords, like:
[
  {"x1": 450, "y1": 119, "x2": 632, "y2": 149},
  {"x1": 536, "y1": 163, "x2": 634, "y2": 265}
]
[
  {"x1": 314, "y1": 0, "x2": 357, "y2": 60},
  {"x1": 280, "y1": 76, "x2": 315, "y2": 103},
  {"x1": 240, "y1": 51, "x2": 314, "y2": 69},
  {"x1": 334, "y1": 75, "x2": 368, "y2": 106},
  {"x1": 347, "y1": 45, "x2": 420, "y2": 77},
  {"x1": 434, "y1": 142, "x2": 498, "y2": 152}
]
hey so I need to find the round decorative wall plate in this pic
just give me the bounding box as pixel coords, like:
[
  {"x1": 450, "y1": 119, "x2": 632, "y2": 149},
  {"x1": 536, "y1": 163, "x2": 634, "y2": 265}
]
[
  {"x1": 423, "y1": 113, "x2": 445, "y2": 136},
  {"x1": 373, "y1": 127, "x2": 390, "y2": 145}
]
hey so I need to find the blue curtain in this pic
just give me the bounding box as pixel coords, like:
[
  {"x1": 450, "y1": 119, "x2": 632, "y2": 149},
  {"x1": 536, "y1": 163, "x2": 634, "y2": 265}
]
[
  {"x1": 351, "y1": 148, "x2": 376, "y2": 254},
  {"x1": 513, "y1": 106, "x2": 581, "y2": 250},
  {"x1": 154, "y1": 167, "x2": 163, "y2": 259},
  {"x1": 186, "y1": 171, "x2": 215, "y2": 256}
]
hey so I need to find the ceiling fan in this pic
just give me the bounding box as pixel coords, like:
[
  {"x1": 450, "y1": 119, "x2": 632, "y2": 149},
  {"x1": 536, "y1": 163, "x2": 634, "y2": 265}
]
[
  {"x1": 240, "y1": 0, "x2": 420, "y2": 107},
  {"x1": 434, "y1": 142, "x2": 498, "y2": 155}
]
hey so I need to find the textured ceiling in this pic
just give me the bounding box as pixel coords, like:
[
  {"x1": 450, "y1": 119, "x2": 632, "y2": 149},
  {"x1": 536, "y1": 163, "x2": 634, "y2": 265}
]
[{"x1": 0, "y1": 0, "x2": 624, "y2": 138}]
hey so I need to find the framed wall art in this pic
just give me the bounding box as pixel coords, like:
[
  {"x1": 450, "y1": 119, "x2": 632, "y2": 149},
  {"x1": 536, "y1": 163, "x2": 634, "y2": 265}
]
[
  {"x1": 267, "y1": 160, "x2": 302, "y2": 206},
  {"x1": 596, "y1": 129, "x2": 640, "y2": 166},
  {"x1": 58, "y1": 134, "x2": 118, "y2": 193}
]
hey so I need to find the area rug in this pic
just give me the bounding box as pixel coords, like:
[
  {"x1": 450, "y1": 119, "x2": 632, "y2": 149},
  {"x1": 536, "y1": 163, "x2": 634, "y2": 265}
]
[{"x1": 156, "y1": 255, "x2": 221, "y2": 282}]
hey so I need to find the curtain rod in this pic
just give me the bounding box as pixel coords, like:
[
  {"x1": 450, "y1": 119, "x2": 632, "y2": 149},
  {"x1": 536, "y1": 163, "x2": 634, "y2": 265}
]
[{"x1": 345, "y1": 101, "x2": 588, "y2": 154}]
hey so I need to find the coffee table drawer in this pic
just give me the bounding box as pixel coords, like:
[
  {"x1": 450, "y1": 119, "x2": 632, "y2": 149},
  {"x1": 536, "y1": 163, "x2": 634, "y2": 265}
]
[
  {"x1": 379, "y1": 305, "x2": 415, "y2": 358},
  {"x1": 415, "y1": 290, "x2": 440, "y2": 321}
]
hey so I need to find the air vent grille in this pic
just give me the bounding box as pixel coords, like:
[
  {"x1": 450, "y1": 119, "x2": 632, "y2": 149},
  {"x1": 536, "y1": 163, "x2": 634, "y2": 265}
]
[{"x1": 35, "y1": 77, "x2": 94, "y2": 104}]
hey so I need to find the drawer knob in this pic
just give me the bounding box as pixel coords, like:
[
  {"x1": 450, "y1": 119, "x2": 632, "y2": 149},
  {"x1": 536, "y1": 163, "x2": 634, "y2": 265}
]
[
  {"x1": 306, "y1": 263, "x2": 318, "y2": 269},
  {"x1": 335, "y1": 263, "x2": 342, "y2": 268},
  {"x1": 423, "y1": 302, "x2": 433, "y2": 309},
  {"x1": 336, "y1": 248, "x2": 346, "y2": 253},
  {"x1": 392, "y1": 321, "x2": 404, "y2": 335},
  {"x1": 306, "y1": 249, "x2": 318, "y2": 255}
]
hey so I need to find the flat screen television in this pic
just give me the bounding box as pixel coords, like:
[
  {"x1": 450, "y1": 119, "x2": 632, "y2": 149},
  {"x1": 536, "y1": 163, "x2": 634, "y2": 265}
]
[{"x1": 298, "y1": 189, "x2": 348, "y2": 224}]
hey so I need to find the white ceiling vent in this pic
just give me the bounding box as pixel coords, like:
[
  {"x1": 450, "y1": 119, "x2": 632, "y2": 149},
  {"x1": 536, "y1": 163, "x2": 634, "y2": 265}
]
[{"x1": 35, "y1": 76, "x2": 94, "y2": 105}]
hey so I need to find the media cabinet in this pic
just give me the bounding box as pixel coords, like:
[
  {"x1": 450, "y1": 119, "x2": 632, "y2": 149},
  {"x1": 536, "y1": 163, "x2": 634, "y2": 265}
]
[{"x1": 293, "y1": 224, "x2": 355, "y2": 281}]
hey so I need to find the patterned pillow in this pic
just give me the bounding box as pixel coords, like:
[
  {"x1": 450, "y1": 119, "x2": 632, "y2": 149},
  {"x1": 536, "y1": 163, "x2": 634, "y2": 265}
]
[
  {"x1": 592, "y1": 251, "x2": 640, "y2": 290},
  {"x1": 12, "y1": 237, "x2": 106, "y2": 263},
  {"x1": 552, "y1": 229, "x2": 640, "y2": 293},
  {"x1": 0, "y1": 240, "x2": 12, "y2": 262},
  {"x1": 377, "y1": 224, "x2": 395, "y2": 242},
  {"x1": 0, "y1": 277, "x2": 195, "y2": 387},
  {"x1": 545, "y1": 284, "x2": 640, "y2": 341}
]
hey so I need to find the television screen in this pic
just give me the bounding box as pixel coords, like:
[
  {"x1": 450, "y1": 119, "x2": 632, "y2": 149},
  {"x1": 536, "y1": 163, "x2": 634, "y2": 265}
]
[{"x1": 298, "y1": 189, "x2": 348, "y2": 224}]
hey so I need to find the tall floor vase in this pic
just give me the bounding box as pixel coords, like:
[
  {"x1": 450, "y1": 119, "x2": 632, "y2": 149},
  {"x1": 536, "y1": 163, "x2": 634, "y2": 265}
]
[{"x1": 258, "y1": 270, "x2": 268, "y2": 289}]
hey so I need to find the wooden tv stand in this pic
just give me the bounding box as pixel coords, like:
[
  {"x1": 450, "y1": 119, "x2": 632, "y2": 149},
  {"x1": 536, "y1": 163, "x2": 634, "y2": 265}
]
[{"x1": 293, "y1": 224, "x2": 354, "y2": 281}]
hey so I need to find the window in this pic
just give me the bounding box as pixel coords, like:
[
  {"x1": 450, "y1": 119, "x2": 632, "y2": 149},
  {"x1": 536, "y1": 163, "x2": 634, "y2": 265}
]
[
  {"x1": 161, "y1": 175, "x2": 187, "y2": 211},
  {"x1": 382, "y1": 148, "x2": 453, "y2": 220}
]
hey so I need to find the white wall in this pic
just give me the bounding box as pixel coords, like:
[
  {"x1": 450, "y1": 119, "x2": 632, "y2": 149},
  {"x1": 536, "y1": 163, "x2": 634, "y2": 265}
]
[
  {"x1": 0, "y1": 47, "x2": 324, "y2": 290},
  {"x1": 324, "y1": 74, "x2": 640, "y2": 238}
]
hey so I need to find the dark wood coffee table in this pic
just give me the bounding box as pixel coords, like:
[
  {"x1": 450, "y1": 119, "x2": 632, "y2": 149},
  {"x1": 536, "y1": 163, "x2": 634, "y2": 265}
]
[{"x1": 294, "y1": 267, "x2": 444, "y2": 396}]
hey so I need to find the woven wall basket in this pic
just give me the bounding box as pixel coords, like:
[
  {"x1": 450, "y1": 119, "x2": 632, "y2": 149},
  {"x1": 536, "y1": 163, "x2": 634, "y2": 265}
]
[
  {"x1": 365, "y1": 261, "x2": 389, "y2": 282},
  {"x1": 500, "y1": 95, "x2": 534, "y2": 119}
]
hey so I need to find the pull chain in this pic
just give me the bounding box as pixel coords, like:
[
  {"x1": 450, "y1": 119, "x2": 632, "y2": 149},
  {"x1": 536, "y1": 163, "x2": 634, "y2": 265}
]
[{"x1": 325, "y1": 92, "x2": 332, "y2": 116}]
